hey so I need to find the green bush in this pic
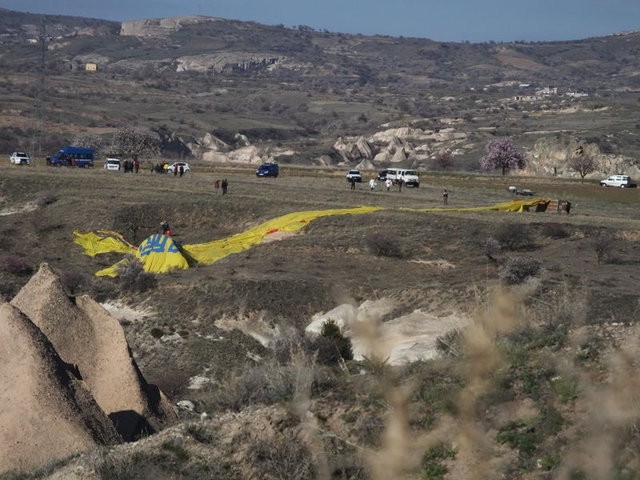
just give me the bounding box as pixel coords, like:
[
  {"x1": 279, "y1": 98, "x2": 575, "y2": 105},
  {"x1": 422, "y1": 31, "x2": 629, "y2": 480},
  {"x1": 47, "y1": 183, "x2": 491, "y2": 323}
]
[
  {"x1": 422, "y1": 443, "x2": 456, "y2": 480},
  {"x1": 310, "y1": 319, "x2": 353, "y2": 365}
]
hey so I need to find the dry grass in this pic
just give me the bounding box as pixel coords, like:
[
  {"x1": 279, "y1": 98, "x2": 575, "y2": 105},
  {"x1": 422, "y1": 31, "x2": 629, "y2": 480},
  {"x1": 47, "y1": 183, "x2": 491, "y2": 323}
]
[{"x1": 2, "y1": 165, "x2": 640, "y2": 479}]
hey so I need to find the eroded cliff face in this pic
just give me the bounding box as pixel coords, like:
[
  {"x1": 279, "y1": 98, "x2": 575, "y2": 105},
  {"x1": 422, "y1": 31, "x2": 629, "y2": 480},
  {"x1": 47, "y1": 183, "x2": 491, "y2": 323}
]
[
  {"x1": 120, "y1": 16, "x2": 217, "y2": 38},
  {"x1": 527, "y1": 135, "x2": 640, "y2": 178}
]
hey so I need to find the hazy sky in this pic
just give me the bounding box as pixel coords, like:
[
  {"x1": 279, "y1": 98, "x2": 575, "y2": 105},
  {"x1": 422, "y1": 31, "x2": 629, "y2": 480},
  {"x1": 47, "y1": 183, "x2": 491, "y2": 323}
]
[{"x1": 1, "y1": 0, "x2": 639, "y2": 42}]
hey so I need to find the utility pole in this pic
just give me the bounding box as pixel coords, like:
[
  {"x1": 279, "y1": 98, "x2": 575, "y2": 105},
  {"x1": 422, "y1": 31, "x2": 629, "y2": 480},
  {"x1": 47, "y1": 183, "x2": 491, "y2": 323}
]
[{"x1": 32, "y1": 18, "x2": 47, "y2": 159}]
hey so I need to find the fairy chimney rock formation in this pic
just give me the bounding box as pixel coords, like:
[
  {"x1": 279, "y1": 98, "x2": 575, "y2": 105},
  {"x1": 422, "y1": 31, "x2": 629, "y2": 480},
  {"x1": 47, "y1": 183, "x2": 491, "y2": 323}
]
[
  {"x1": 0, "y1": 300, "x2": 120, "y2": 473},
  {"x1": 10, "y1": 263, "x2": 176, "y2": 441}
]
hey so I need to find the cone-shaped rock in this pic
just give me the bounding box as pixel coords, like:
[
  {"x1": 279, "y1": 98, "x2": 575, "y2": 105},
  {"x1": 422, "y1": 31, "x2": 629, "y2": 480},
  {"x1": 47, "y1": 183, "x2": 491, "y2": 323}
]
[
  {"x1": 11, "y1": 264, "x2": 176, "y2": 440},
  {"x1": 0, "y1": 300, "x2": 120, "y2": 473}
]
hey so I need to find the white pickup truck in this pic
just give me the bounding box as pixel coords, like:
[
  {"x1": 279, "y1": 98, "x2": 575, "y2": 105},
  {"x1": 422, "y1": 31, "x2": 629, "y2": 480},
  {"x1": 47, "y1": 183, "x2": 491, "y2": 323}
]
[{"x1": 600, "y1": 175, "x2": 637, "y2": 188}]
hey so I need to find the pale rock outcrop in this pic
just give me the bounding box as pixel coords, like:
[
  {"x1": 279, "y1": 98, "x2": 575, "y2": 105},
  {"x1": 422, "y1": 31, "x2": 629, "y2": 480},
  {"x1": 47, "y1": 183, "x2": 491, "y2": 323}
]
[
  {"x1": 11, "y1": 264, "x2": 177, "y2": 441},
  {"x1": 373, "y1": 150, "x2": 392, "y2": 164},
  {"x1": 526, "y1": 135, "x2": 640, "y2": 178},
  {"x1": 190, "y1": 133, "x2": 231, "y2": 163},
  {"x1": 391, "y1": 147, "x2": 408, "y2": 164},
  {"x1": 598, "y1": 155, "x2": 640, "y2": 178},
  {"x1": 356, "y1": 159, "x2": 375, "y2": 171},
  {"x1": 200, "y1": 132, "x2": 229, "y2": 151},
  {"x1": 370, "y1": 127, "x2": 433, "y2": 143},
  {"x1": 234, "y1": 133, "x2": 251, "y2": 147},
  {"x1": 175, "y1": 52, "x2": 280, "y2": 74},
  {"x1": 0, "y1": 300, "x2": 120, "y2": 473},
  {"x1": 332, "y1": 137, "x2": 352, "y2": 162},
  {"x1": 333, "y1": 136, "x2": 374, "y2": 161},
  {"x1": 355, "y1": 136, "x2": 374, "y2": 159},
  {"x1": 120, "y1": 16, "x2": 215, "y2": 38},
  {"x1": 201, "y1": 151, "x2": 231, "y2": 163},
  {"x1": 306, "y1": 299, "x2": 469, "y2": 366},
  {"x1": 227, "y1": 145, "x2": 263, "y2": 164},
  {"x1": 388, "y1": 135, "x2": 412, "y2": 153}
]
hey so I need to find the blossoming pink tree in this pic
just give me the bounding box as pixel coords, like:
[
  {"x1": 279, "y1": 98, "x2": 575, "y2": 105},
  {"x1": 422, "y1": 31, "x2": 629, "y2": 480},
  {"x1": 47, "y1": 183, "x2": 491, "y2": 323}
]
[{"x1": 479, "y1": 137, "x2": 526, "y2": 175}]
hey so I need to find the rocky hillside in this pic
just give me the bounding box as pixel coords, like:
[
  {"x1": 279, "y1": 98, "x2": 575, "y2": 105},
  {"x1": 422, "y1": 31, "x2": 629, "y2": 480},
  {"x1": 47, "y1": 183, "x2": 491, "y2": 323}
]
[{"x1": 0, "y1": 9, "x2": 639, "y2": 173}]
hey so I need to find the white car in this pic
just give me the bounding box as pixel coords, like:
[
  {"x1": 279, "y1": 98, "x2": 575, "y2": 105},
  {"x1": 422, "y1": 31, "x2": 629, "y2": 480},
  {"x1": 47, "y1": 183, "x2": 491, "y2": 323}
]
[
  {"x1": 346, "y1": 169, "x2": 362, "y2": 182},
  {"x1": 10, "y1": 151, "x2": 31, "y2": 165},
  {"x1": 167, "y1": 162, "x2": 190, "y2": 174},
  {"x1": 103, "y1": 158, "x2": 121, "y2": 171}
]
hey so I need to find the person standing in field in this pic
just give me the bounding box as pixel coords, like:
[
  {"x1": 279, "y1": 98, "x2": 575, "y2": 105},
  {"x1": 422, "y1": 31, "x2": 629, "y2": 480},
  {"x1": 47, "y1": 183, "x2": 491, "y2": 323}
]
[
  {"x1": 222, "y1": 178, "x2": 228, "y2": 194},
  {"x1": 442, "y1": 188, "x2": 449, "y2": 205},
  {"x1": 369, "y1": 178, "x2": 377, "y2": 191},
  {"x1": 160, "y1": 221, "x2": 172, "y2": 236},
  {"x1": 385, "y1": 178, "x2": 392, "y2": 191}
]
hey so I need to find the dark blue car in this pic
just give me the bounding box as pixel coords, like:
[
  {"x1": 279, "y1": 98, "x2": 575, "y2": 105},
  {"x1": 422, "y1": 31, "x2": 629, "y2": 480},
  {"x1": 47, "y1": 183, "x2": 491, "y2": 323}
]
[{"x1": 256, "y1": 163, "x2": 279, "y2": 177}]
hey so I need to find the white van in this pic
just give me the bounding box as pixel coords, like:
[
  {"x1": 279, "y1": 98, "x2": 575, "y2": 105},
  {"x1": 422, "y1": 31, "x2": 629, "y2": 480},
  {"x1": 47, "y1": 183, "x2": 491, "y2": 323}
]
[
  {"x1": 378, "y1": 168, "x2": 420, "y2": 187},
  {"x1": 600, "y1": 174, "x2": 636, "y2": 188}
]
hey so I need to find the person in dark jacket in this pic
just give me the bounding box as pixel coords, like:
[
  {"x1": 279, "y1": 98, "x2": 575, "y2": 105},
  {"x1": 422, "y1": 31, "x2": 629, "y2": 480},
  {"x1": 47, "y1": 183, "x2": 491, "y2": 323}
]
[{"x1": 160, "y1": 221, "x2": 172, "y2": 236}]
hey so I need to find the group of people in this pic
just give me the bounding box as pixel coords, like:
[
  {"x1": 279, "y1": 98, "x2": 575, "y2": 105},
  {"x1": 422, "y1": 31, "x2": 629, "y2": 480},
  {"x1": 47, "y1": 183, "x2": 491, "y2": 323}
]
[
  {"x1": 123, "y1": 159, "x2": 140, "y2": 173},
  {"x1": 151, "y1": 163, "x2": 169, "y2": 174},
  {"x1": 363, "y1": 177, "x2": 450, "y2": 204},
  {"x1": 150, "y1": 163, "x2": 185, "y2": 176},
  {"x1": 214, "y1": 178, "x2": 229, "y2": 194}
]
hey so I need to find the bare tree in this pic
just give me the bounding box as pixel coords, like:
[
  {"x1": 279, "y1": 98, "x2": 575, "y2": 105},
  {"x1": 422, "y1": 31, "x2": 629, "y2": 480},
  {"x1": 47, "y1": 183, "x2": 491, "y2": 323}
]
[
  {"x1": 568, "y1": 146, "x2": 598, "y2": 183},
  {"x1": 432, "y1": 151, "x2": 455, "y2": 171},
  {"x1": 71, "y1": 133, "x2": 104, "y2": 155},
  {"x1": 111, "y1": 126, "x2": 160, "y2": 163}
]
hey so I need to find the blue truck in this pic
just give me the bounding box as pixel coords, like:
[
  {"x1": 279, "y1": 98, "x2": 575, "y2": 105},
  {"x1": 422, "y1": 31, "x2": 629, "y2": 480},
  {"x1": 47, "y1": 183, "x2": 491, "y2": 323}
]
[
  {"x1": 256, "y1": 162, "x2": 279, "y2": 177},
  {"x1": 47, "y1": 146, "x2": 95, "y2": 167}
]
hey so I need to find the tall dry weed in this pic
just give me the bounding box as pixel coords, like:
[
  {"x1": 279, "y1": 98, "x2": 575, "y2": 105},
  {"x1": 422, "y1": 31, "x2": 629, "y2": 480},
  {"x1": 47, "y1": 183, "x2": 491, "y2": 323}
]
[
  {"x1": 448, "y1": 288, "x2": 523, "y2": 479},
  {"x1": 291, "y1": 347, "x2": 331, "y2": 480},
  {"x1": 555, "y1": 324, "x2": 640, "y2": 479}
]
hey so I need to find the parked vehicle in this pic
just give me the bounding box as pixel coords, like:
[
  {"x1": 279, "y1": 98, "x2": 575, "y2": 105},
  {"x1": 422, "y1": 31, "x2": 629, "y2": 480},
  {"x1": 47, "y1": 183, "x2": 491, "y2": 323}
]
[
  {"x1": 10, "y1": 151, "x2": 31, "y2": 165},
  {"x1": 103, "y1": 158, "x2": 121, "y2": 171},
  {"x1": 166, "y1": 162, "x2": 190, "y2": 174},
  {"x1": 48, "y1": 146, "x2": 94, "y2": 167},
  {"x1": 346, "y1": 169, "x2": 363, "y2": 182},
  {"x1": 380, "y1": 168, "x2": 420, "y2": 187},
  {"x1": 256, "y1": 162, "x2": 279, "y2": 177},
  {"x1": 600, "y1": 174, "x2": 637, "y2": 188}
]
